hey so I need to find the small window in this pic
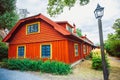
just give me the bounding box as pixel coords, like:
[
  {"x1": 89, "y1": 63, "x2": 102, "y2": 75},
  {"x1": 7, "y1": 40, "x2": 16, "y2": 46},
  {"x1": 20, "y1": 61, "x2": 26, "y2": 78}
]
[
  {"x1": 26, "y1": 22, "x2": 40, "y2": 34},
  {"x1": 18, "y1": 46, "x2": 25, "y2": 58},
  {"x1": 41, "y1": 44, "x2": 51, "y2": 58},
  {"x1": 67, "y1": 25, "x2": 72, "y2": 33},
  {"x1": 74, "y1": 44, "x2": 78, "y2": 56},
  {"x1": 83, "y1": 45, "x2": 87, "y2": 54}
]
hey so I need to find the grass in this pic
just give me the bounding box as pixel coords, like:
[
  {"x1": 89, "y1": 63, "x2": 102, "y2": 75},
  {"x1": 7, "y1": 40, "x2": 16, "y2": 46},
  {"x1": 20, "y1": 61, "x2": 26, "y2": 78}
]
[
  {"x1": 108, "y1": 57, "x2": 120, "y2": 80},
  {"x1": 72, "y1": 60, "x2": 103, "y2": 80}
]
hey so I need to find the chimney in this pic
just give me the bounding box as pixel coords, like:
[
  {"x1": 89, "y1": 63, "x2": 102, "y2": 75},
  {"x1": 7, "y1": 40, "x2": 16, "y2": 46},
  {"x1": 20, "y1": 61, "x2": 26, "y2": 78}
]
[{"x1": 73, "y1": 23, "x2": 76, "y2": 34}]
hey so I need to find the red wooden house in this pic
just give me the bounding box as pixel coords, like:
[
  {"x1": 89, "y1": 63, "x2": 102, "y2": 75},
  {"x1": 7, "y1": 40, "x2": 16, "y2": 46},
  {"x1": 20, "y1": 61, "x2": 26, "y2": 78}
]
[{"x1": 3, "y1": 14, "x2": 94, "y2": 65}]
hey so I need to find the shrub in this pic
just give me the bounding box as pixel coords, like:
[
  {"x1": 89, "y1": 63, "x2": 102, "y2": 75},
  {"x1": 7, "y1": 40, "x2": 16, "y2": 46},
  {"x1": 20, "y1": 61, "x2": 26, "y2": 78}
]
[
  {"x1": 40, "y1": 60, "x2": 51, "y2": 73},
  {"x1": 92, "y1": 56, "x2": 102, "y2": 70},
  {"x1": 40, "y1": 60, "x2": 71, "y2": 75},
  {"x1": 0, "y1": 41, "x2": 8, "y2": 60},
  {"x1": 91, "y1": 49, "x2": 110, "y2": 70},
  {"x1": 2, "y1": 59, "x2": 71, "y2": 75},
  {"x1": 85, "y1": 52, "x2": 92, "y2": 60},
  {"x1": 2, "y1": 59, "x2": 43, "y2": 71},
  {"x1": 105, "y1": 40, "x2": 120, "y2": 57}
]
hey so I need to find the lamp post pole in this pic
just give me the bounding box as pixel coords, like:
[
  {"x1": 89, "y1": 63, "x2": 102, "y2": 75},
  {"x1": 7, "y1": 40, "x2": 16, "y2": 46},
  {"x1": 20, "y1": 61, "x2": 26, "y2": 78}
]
[
  {"x1": 98, "y1": 19, "x2": 109, "y2": 80},
  {"x1": 94, "y1": 4, "x2": 109, "y2": 80}
]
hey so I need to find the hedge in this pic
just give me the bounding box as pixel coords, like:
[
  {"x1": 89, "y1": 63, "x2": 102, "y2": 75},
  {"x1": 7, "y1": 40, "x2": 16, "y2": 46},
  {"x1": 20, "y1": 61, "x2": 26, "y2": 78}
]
[{"x1": 2, "y1": 59, "x2": 71, "y2": 75}]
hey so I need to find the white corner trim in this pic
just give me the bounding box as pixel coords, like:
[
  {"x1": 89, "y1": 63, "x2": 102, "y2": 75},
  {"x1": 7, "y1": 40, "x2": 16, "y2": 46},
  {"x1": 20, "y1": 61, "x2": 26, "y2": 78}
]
[{"x1": 70, "y1": 58, "x2": 84, "y2": 67}]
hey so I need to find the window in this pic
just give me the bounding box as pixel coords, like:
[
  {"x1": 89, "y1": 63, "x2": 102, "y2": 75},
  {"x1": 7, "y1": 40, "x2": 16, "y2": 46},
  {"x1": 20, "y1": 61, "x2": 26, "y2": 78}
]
[
  {"x1": 26, "y1": 22, "x2": 40, "y2": 34},
  {"x1": 83, "y1": 45, "x2": 87, "y2": 54},
  {"x1": 66, "y1": 25, "x2": 72, "y2": 33},
  {"x1": 17, "y1": 46, "x2": 25, "y2": 58},
  {"x1": 74, "y1": 44, "x2": 78, "y2": 56},
  {"x1": 41, "y1": 44, "x2": 52, "y2": 58}
]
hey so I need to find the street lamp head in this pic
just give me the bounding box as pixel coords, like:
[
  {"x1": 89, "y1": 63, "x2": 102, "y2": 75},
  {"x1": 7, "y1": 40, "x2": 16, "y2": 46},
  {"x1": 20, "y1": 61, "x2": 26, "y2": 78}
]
[{"x1": 94, "y1": 4, "x2": 104, "y2": 19}]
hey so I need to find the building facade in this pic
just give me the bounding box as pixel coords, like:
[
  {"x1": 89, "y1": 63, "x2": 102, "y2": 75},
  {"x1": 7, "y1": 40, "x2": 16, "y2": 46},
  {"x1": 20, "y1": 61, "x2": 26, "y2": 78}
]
[{"x1": 3, "y1": 14, "x2": 94, "y2": 64}]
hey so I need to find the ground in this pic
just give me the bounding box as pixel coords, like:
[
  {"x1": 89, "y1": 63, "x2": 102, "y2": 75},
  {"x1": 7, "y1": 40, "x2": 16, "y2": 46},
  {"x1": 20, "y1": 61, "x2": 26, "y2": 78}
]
[
  {"x1": 0, "y1": 56, "x2": 120, "y2": 80},
  {"x1": 108, "y1": 56, "x2": 120, "y2": 80}
]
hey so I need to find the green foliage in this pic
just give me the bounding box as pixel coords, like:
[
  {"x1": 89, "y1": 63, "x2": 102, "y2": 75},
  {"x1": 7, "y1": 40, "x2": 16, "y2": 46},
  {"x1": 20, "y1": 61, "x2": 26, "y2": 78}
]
[
  {"x1": 105, "y1": 18, "x2": 120, "y2": 57},
  {"x1": 92, "y1": 57, "x2": 102, "y2": 70},
  {"x1": 2, "y1": 59, "x2": 71, "y2": 75},
  {"x1": 105, "y1": 40, "x2": 120, "y2": 57},
  {"x1": 47, "y1": 0, "x2": 89, "y2": 16},
  {"x1": 40, "y1": 60, "x2": 51, "y2": 73},
  {"x1": 40, "y1": 60, "x2": 71, "y2": 75},
  {"x1": 2, "y1": 59, "x2": 43, "y2": 71},
  {"x1": 0, "y1": 0, "x2": 18, "y2": 29},
  {"x1": 85, "y1": 51, "x2": 92, "y2": 60},
  {"x1": 112, "y1": 18, "x2": 120, "y2": 39},
  {"x1": 91, "y1": 51, "x2": 110, "y2": 70},
  {"x1": 0, "y1": 0, "x2": 16, "y2": 15},
  {"x1": 0, "y1": 11, "x2": 19, "y2": 29},
  {"x1": 76, "y1": 28, "x2": 82, "y2": 37},
  {"x1": 0, "y1": 41, "x2": 8, "y2": 61}
]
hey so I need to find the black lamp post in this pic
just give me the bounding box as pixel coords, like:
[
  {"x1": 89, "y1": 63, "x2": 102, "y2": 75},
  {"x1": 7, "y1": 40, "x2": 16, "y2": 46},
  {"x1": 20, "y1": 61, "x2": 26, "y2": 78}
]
[{"x1": 94, "y1": 4, "x2": 109, "y2": 80}]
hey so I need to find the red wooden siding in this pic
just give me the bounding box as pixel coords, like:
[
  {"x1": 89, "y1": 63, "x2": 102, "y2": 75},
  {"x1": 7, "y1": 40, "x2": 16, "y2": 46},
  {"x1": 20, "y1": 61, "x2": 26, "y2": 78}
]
[
  {"x1": 67, "y1": 40, "x2": 83, "y2": 64},
  {"x1": 8, "y1": 40, "x2": 70, "y2": 63},
  {"x1": 52, "y1": 40, "x2": 69, "y2": 64},
  {"x1": 10, "y1": 20, "x2": 66, "y2": 44},
  {"x1": 82, "y1": 43, "x2": 92, "y2": 57},
  {"x1": 8, "y1": 44, "x2": 17, "y2": 59}
]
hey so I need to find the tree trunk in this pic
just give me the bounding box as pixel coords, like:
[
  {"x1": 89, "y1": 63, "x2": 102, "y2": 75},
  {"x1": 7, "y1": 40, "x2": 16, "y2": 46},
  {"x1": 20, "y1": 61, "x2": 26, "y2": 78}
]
[{"x1": 0, "y1": 28, "x2": 8, "y2": 39}]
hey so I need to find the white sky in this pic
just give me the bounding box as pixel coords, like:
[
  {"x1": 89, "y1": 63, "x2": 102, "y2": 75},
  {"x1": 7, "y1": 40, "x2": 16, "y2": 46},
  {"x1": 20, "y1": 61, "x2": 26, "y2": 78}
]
[{"x1": 16, "y1": 0, "x2": 120, "y2": 44}]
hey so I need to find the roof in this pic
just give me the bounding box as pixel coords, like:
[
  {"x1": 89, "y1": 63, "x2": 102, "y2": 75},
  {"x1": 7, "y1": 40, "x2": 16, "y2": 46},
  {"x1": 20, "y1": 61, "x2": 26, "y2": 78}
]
[
  {"x1": 2, "y1": 14, "x2": 71, "y2": 42},
  {"x1": 2, "y1": 13, "x2": 94, "y2": 46},
  {"x1": 81, "y1": 36, "x2": 94, "y2": 45},
  {"x1": 56, "y1": 21, "x2": 74, "y2": 28}
]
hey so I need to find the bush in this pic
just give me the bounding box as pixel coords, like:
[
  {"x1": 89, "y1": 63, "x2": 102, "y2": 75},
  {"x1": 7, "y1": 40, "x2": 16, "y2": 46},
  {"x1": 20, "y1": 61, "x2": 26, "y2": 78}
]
[
  {"x1": 2, "y1": 59, "x2": 43, "y2": 71},
  {"x1": 40, "y1": 60, "x2": 71, "y2": 75},
  {"x1": 92, "y1": 56, "x2": 102, "y2": 70},
  {"x1": 0, "y1": 41, "x2": 8, "y2": 60},
  {"x1": 85, "y1": 52, "x2": 92, "y2": 60},
  {"x1": 105, "y1": 40, "x2": 120, "y2": 57},
  {"x1": 91, "y1": 49, "x2": 110, "y2": 70},
  {"x1": 2, "y1": 59, "x2": 71, "y2": 75}
]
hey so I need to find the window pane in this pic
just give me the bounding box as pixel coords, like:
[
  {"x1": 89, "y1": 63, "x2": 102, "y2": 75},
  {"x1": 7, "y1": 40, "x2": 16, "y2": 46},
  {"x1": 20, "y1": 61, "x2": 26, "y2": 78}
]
[
  {"x1": 75, "y1": 44, "x2": 78, "y2": 56},
  {"x1": 41, "y1": 45, "x2": 50, "y2": 58},
  {"x1": 34, "y1": 24, "x2": 38, "y2": 32},
  {"x1": 27, "y1": 23, "x2": 39, "y2": 34},
  {"x1": 18, "y1": 46, "x2": 24, "y2": 57}
]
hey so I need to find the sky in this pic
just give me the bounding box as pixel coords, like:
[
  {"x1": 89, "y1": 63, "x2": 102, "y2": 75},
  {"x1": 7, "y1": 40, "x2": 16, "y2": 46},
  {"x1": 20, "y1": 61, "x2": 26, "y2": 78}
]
[{"x1": 16, "y1": 0, "x2": 120, "y2": 44}]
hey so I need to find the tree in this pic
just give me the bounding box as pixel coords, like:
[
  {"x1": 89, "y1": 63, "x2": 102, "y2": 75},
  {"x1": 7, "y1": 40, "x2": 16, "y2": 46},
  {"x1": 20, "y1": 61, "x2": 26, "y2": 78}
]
[
  {"x1": 112, "y1": 18, "x2": 120, "y2": 39},
  {"x1": 76, "y1": 28, "x2": 82, "y2": 37},
  {"x1": 18, "y1": 9, "x2": 30, "y2": 19},
  {"x1": 105, "y1": 18, "x2": 120, "y2": 57},
  {"x1": 0, "y1": 0, "x2": 16, "y2": 14},
  {"x1": 0, "y1": 11, "x2": 18, "y2": 30},
  {"x1": 0, "y1": 0, "x2": 18, "y2": 39},
  {"x1": 47, "y1": 0, "x2": 89, "y2": 16}
]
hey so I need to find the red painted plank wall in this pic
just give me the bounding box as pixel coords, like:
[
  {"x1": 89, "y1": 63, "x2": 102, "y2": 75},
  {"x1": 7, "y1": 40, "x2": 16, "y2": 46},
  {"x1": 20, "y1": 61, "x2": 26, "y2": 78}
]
[
  {"x1": 67, "y1": 40, "x2": 83, "y2": 64},
  {"x1": 8, "y1": 40, "x2": 70, "y2": 64},
  {"x1": 10, "y1": 20, "x2": 66, "y2": 44}
]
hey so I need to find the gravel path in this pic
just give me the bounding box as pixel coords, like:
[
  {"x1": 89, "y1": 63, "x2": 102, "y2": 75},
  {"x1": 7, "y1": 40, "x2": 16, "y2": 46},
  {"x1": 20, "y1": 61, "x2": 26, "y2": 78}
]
[
  {"x1": 109, "y1": 56, "x2": 120, "y2": 63},
  {"x1": 0, "y1": 68, "x2": 42, "y2": 80}
]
